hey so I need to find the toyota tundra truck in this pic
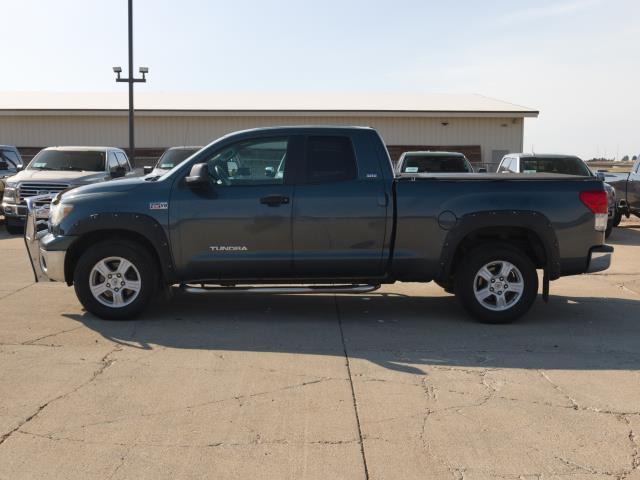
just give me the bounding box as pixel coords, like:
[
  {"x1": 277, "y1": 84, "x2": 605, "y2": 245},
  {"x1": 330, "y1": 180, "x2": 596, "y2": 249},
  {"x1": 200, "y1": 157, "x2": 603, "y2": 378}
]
[{"x1": 24, "y1": 126, "x2": 613, "y2": 324}]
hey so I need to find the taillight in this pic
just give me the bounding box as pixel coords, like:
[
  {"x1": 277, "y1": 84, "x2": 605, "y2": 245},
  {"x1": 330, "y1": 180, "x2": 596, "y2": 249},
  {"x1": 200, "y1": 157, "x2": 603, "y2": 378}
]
[
  {"x1": 580, "y1": 190, "x2": 608, "y2": 232},
  {"x1": 579, "y1": 190, "x2": 608, "y2": 214}
]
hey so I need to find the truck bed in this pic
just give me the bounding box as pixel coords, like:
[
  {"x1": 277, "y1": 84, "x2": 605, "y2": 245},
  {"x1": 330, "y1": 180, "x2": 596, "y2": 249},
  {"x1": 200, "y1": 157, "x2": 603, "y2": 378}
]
[{"x1": 395, "y1": 172, "x2": 597, "y2": 181}]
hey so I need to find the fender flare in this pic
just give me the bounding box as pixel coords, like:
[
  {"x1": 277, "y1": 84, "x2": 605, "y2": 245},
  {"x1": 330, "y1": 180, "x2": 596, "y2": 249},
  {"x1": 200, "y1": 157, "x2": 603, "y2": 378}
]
[
  {"x1": 438, "y1": 210, "x2": 561, "y2": 281},
  {"x1": 64, "y1": 212, "x2": 175, "y2": 284}
]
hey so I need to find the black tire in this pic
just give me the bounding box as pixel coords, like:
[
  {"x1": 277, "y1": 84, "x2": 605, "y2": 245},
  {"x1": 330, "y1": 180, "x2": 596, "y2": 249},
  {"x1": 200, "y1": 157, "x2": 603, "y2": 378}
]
[
  {"x1": 5, "y1": 223, "x2": 24, "y2": 235},
  {"x1": 612, "y1": 210, "x2": 622, "y2": 228},
  {"x1": 435, "y1": 280, "x2": 455, "y2": 295},
  {"x1": 605, "y1": 222, "x2": 613, "y2": 239},
  {"x1": 454, "y1": 243, "x2": 539, "y2": 324},
  {"x1": 73, "y1": 239, "x2": 157, "y2": 320}
]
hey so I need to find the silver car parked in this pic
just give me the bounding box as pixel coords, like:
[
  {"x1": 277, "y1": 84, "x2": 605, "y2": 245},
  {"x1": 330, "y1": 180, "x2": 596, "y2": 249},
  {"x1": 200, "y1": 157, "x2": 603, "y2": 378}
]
[{"x1": 2, "y1": 146, "x2": 133, "y2": 234}]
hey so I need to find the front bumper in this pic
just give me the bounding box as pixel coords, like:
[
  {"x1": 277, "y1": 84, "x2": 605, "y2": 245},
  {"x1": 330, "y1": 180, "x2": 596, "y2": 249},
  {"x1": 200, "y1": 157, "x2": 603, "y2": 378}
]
[
  {"x1": 24, "y1": 195, "x2": 66, "y2": 282},
  {"x1": 586, "y1": 245, "x2": 614, "y2": 273},
  {"x1": 2, "y1": 203, "x2": 27, "y2": 224}
]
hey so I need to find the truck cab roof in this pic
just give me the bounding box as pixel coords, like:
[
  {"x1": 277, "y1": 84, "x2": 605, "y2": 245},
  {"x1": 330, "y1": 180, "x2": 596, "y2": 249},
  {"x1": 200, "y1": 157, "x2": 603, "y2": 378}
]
[{"x1": 43, "y1": 146, "x2": 126, "y2": 152}]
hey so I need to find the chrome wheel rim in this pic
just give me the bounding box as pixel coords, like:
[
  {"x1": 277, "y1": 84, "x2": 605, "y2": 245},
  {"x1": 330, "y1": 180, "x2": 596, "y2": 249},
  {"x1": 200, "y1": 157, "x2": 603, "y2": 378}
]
[
  {"x1": 473, "y1": 261, "x2": 524, "y2": 312},
  {"x1": 89, "y1": 257, "x2": 141, "y2": 308}
]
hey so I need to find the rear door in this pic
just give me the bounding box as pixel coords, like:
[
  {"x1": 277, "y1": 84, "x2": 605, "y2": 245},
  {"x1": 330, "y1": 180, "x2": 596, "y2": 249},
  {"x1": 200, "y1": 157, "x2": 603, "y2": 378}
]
[
  {"x1": 292, "y1": 133, "x2": 389, "y2": 278},
  {"x1": 169, "y1": 135, "x2": 298, "y2": 280}
]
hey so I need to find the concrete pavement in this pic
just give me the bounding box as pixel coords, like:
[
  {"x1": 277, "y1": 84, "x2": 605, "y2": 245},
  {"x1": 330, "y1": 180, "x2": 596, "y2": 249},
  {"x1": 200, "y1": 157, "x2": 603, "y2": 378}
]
[{"x1": 1, "y1": 221, "x2": 639, "y2": 479}]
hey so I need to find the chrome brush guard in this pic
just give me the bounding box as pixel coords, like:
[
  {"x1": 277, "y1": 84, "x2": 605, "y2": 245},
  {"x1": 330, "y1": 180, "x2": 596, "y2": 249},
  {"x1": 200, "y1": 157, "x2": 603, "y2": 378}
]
[{"x1": 24, "y1": 194, "x2": 56, "y2": 282}]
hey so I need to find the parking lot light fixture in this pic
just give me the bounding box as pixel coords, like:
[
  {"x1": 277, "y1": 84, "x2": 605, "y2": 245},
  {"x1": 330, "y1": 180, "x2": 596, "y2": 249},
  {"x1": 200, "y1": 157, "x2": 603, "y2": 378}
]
[{"x1": 112, "y1": 0, "x2": 148, "y2": 164}]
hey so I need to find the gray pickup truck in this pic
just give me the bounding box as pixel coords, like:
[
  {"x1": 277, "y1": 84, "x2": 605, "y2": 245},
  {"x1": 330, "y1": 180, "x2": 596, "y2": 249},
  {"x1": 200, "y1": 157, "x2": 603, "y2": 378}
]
[
  {"x1": 3, "y1": 146, "x2": 133, "y2": 234},
  {"x1": 605, "y1": 157, "x2": 640, "y2": 224},
  {"x1": 25, "y1": 126, "x2": 612, "y2": 324}
]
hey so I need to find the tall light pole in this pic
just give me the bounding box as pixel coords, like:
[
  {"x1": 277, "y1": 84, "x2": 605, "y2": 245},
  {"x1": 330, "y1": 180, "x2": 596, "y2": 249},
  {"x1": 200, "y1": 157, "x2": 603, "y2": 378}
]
[{"x1": 113, "y1": 0, "x2": 148, "y2": 164}]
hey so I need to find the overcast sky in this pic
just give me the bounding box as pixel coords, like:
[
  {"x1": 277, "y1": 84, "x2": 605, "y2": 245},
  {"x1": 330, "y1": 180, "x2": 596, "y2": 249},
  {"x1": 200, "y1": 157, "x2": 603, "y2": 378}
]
[{"x1": 4, "y1": 0, "x2": 639, "y2": 159}]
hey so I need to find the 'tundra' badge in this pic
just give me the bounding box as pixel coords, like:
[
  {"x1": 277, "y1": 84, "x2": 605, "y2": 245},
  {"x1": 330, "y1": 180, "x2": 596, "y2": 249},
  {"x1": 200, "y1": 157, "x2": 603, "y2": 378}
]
[{"x1": 149, "y1": 202, "x2": 168, "y2": 210}]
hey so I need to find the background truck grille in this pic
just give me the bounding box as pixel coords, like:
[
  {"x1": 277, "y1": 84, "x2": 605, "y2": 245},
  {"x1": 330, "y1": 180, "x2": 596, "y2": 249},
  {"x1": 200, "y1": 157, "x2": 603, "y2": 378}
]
[{"x1": 18, "y1": 182, "x2": 70, "y2": 203}]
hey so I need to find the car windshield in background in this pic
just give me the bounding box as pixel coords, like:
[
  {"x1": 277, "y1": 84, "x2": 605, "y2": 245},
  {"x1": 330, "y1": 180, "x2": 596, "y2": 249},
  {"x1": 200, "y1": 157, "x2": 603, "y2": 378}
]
[
  {"x1": 28, "y1": 151, "x2": 105, "y2": 172},
  {"x1": 402, "y1": 155, "x2": 472, "y2": 173},
  {"x1": 520, "y1": 157, "x2": 591, "y2": 176},
  {"x1": 156, "y1": 149, "x2": 199, "y2": 170}
]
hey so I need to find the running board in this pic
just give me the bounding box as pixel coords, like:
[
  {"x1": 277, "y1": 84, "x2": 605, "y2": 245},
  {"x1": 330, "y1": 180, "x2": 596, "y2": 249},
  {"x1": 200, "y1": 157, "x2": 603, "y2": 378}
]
[{"x1": 180, "y1": 284, "x2": 381, "y2": 295}]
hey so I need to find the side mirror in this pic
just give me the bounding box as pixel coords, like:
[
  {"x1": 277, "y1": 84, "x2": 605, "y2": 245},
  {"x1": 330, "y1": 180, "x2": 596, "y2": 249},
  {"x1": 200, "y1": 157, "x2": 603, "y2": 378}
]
[
  {"x1": 110, "y1": 166, "x2": 126, "y2": 178},
  {"x1": 16, "y1": 164, "x2": 24, "y2": 172},
  {"x1": 596, "y1": 172, "x2": 606, "y2": 181},
  {"x1": 478, "y1": 168, "x2": 487, "y2": 173},
  {"x1": 265, "y1": 166, "x2": 276, "y2": 177},
  {"x1": 143, "y1": 165, "x2": 153, "y2": 175},
  {"x1": 185, "y1": 163, "x2": 209, "y2": 185}
]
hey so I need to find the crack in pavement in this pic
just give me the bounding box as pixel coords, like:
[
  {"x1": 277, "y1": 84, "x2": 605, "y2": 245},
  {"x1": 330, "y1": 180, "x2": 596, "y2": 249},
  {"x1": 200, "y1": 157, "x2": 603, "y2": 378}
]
[
  {"x1": 17, "y1": 430, "x2": 361, "y2": 450},
  {"x1": 537, "y1": 370, "x2": 580, "y2": 410},
  {"x1": 334, "y1": 295, "x2": 370, "y2": 480},
  {"x1": 0, "y1": 283, "x2": 35, "y2": 301},
  {"x1": 0, "y1": 342, "x2": 63, "y2": 348},
  {"x1": 0, "y1": 343, "x2": 122, "y2": 448},
  {"x1": 21, "y1": 326, "x2": 84, "y2": 346},
  {"x1": 37, "y1": 376, "x2": 338, "y2": 437}
]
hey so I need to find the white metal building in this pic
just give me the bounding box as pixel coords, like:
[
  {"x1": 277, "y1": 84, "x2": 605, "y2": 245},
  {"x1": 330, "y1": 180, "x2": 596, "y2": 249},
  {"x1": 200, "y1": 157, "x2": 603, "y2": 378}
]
[{"x1": 0, "y1": 92, "x2": 538, "y2": 170}]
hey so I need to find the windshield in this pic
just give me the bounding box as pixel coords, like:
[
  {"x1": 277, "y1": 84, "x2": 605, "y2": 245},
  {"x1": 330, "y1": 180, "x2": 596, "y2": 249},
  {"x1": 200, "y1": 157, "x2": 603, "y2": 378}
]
[
  {"x1": 401, "y1": 155, "x2": 472, "y2": 173},
  {"x1": 28, "y1": 150, "x2": 105, "y2": 172},
  {"x1": 520, "y1": 157, "x2": 591, "y2": 176},
  {"x1": 155, "y1": 149, "x2": 200, "y2": 170}
]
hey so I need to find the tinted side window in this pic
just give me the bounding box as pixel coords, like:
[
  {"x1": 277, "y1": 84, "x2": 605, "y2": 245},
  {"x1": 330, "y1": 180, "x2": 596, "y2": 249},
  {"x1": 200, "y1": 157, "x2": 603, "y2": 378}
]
[
  {"x1": 302, "y1": 136, "x2": 357, "y2": 184},
  {"x1": 107, "y1": 152, "x2": 119, "y2": 171},
  {"x1": 115, "y1": 152, "x2": 131, "y2": 171}
]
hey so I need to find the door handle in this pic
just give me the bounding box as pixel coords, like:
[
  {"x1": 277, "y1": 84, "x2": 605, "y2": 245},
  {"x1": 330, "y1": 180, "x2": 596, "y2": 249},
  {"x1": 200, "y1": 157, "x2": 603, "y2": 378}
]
[{"x1": 260, "y1": 194, "x2": 290, "y2": 206}]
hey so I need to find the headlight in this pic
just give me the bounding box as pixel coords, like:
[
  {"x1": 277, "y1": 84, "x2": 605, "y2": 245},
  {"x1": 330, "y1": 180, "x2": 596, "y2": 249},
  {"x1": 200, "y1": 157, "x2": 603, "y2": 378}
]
[
  {"x1": 2, "y1": 186, "x2": 16, "y2": 203},
  {"x1": 49, "y1": 202, "x2": 74, "y2": 225}
]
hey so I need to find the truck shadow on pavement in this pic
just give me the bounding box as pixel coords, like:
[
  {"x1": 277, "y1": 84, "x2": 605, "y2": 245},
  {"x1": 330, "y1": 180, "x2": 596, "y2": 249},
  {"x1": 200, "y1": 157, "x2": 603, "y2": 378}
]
[{"x1": 64, "y1": 290, "x2": 640, "y2": 375}]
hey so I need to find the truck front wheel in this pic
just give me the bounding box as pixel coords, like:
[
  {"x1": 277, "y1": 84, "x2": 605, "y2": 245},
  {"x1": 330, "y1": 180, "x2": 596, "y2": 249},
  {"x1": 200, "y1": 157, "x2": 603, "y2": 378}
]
[
  {"x1": 73, "y1": 239, "x2": 157, "y2": 320},
  {"x1": 455, "y1": 244, "x2": 538, "y2": 324},
  {"x1": 5, "y1": 223, "x2": 23, "y2": 235}
]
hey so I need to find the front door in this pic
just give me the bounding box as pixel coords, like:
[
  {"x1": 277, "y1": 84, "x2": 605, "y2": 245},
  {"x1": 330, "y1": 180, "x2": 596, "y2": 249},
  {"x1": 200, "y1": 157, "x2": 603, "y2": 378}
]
[{"x1": 170, "y1": 135, "x2": 296, "y2": 280}]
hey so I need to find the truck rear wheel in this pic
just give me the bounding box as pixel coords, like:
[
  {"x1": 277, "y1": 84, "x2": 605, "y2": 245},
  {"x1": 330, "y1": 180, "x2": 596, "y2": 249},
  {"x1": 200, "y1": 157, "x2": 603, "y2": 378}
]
[
  {"x1": 73, "y1": 239, "x2": 157, "y2": 320},
  {"x1": 455, "y1": 244, "x2": 538, "y2": 324}
]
